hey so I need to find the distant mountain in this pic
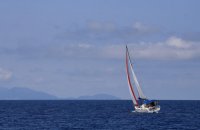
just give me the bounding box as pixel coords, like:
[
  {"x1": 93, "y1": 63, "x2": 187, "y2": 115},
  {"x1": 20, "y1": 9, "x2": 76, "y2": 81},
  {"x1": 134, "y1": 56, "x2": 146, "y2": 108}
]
[
  {"x1": 0, "y1": 87, "x2": 120, "y2": 100},
  {"x1": 77, "y1": 94, "x2": 120, "y2": 100},
  {"x1": 0, "y1": 87, "x2": 57, "y2": 100}
]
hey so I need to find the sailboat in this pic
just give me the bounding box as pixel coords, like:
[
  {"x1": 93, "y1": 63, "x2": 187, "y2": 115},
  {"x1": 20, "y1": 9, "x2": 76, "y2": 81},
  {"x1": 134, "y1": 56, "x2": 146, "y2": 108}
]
[{"x1": 125, "y1": 46, "x2": 160, "y2": 113}]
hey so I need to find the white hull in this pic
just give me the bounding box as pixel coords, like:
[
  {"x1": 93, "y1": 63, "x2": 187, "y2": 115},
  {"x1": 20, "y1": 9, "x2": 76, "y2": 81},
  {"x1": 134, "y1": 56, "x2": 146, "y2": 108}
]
[{"x1": 134, "y1": 104, "x2": 160, "y2": 113}]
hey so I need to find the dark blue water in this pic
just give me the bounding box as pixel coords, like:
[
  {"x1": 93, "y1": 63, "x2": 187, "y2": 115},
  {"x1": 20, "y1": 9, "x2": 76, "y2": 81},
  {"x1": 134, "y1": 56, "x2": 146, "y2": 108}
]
[{"x1": 0, "y1": 100, "x2": 199, "y2": 130}]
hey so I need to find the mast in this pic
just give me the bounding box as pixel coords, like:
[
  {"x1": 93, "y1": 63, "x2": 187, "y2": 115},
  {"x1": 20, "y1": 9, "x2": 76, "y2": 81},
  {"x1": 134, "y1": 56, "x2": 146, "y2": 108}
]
[
  {"x1": 126, "y1": 46, "x2": 138, "y2": 106},
  {"x1": 126, "y1": 46, "x2": 146, "y2": 99}
]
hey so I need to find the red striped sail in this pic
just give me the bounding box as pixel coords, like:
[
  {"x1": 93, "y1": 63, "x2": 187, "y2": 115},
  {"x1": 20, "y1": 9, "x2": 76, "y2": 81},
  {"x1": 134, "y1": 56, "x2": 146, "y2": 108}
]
[{"x1": 126, "y1": 46, "x2": 138, "y2": 106}]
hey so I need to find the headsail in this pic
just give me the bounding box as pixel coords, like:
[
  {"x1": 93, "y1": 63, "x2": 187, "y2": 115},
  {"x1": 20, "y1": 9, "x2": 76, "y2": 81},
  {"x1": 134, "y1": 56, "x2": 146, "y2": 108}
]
[
  {"x1": 126, "y1": 46, "x2": 146, "y2": 99},
  {"x1": 126, "y1": 46, "x2": 138, "y2": 106}
]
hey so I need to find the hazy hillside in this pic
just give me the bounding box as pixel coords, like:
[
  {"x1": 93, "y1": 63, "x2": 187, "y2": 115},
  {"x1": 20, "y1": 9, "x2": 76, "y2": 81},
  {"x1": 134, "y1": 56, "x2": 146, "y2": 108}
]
[{"x1": 0, "y1": 87, "x2": 57, "y2": 100}]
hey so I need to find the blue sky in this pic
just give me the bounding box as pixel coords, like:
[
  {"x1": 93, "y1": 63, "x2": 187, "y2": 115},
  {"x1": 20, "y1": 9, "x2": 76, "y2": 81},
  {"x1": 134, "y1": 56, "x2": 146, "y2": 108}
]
[{"x1": 0, "y1": 0, "x2": 200, "y2": 99}]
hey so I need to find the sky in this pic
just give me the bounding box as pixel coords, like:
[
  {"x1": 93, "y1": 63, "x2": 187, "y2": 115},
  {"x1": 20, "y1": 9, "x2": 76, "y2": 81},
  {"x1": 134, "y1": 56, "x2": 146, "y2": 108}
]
[{"x1": 0, "y1": 0, "x2": 200, "y2": 99}]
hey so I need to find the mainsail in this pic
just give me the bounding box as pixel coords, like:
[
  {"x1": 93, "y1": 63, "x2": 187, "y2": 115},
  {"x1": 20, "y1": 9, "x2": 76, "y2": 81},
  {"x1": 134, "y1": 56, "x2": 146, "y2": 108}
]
[
  {"x1": 126, "y1": 46, "x2": 146, "y2": 106},
  {"x1": 126, "y1": 46, "x2": 146, "y2": 99},
  {"x1": 126, "y1": 47, "x2": 138, "y2": 106}
]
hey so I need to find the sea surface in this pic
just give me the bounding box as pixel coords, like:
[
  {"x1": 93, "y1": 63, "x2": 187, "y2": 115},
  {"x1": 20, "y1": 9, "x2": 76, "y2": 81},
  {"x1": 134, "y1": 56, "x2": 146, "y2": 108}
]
[{"x1": 0, "y1": 100, "x2": 199, "y2": 130}]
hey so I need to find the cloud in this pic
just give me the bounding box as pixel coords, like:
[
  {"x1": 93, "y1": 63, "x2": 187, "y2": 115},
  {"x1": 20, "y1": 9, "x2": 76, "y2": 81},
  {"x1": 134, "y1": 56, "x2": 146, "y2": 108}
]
[
  {"x1": 1, "y1": 34, "x2": 199, "y2": 61},
  {"x1": 58, "y1": 21, "x2": 159, "y2": 43},
  {"x1": 166, "y1": 36, "x2": 191, "y2": 49},
  {"x1": 101, "y1": 36, "x2": 200, "y2": 60},
  {"x1": 132, "y1": 22, "x2": 155, "y2": 33},
  {"x1": 136, "y1": 36, "x2": 200, "y2": 60},
  {"x1": 0, "y1": 68, "x2": 12, "y2": 81},
  {"x1": 0, "y1": 21, "x2": 161, "y2": 60}
]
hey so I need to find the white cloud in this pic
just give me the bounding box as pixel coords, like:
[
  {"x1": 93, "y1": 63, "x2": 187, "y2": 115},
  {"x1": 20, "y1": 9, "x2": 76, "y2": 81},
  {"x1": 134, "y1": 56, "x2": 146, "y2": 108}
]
[
  {"x1": 133, "y1": 22, "x2": 147, "y2": 32},
  {"x1": 48, "y1": 36, "x2": 200, "y2": 60},
  {"x1": 0, "y1": 68, "x2": 12, "y2": 81},
  {"x1": 5, "y1": 35, "x2": 198, "y2": 61},
  {"x1": 132, "y1": 22, "x2": 155, "y2": 33},
  {"x1": 60, "y1": 21, "x2": 158, "y2": 43},
  {"x1": 166, "y1": 36, "x2": 191, "y2": 49},
  {"x1": 101, "y1": 36, "x2": 200, "y2": 60}
]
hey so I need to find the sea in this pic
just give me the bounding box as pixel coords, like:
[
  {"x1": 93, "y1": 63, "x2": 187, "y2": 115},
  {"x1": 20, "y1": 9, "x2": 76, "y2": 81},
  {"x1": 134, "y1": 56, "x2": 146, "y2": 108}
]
[{"x1": 0, "y1": 100, "x2": 199, "y2": 130}]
